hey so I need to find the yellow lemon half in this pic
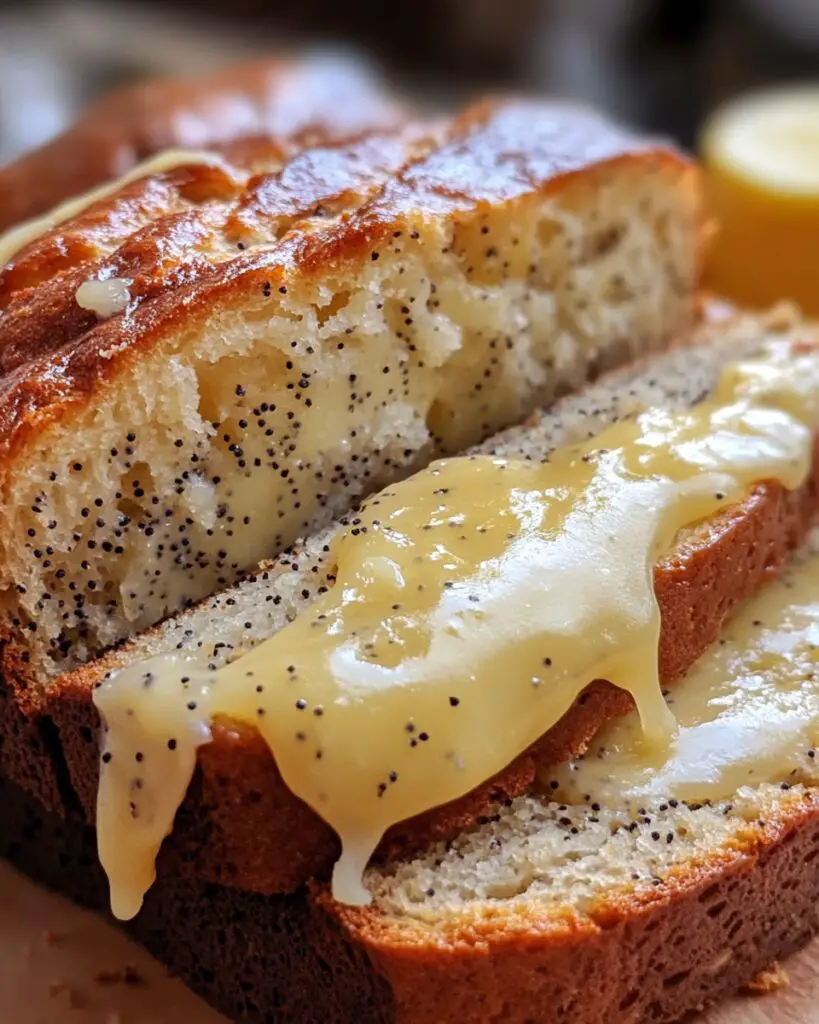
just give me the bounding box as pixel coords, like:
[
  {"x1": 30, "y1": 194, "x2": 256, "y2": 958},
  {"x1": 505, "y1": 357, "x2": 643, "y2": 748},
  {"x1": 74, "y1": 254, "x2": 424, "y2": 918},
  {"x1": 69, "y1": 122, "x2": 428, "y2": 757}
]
[{"x1": 701, "y1": 85, "x2": 819, "y2": 314}]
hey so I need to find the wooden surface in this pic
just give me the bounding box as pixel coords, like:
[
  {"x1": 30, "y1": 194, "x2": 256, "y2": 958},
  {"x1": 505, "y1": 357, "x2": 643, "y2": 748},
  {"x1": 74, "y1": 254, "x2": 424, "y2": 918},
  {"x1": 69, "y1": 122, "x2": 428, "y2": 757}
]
[
  {"x1": 704, "y1": 945, "x2": 819, "y2": 1024},
  {"x1": 0, "y1": 858, "x2": 816, "y2": 1023},
  {"x1": 0, "y1": 861, "x2": 222, "y2": 1023}
]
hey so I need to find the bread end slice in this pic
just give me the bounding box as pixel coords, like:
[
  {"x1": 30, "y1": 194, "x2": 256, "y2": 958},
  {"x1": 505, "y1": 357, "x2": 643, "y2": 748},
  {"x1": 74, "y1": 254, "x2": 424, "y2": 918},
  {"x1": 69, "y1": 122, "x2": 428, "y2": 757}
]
[
  {"x1": 325, "y1": 784, "x2": 819, "y2": 1024},
  {"x1": 0, "y1": 99, "x2": 701, "y2": 682}
]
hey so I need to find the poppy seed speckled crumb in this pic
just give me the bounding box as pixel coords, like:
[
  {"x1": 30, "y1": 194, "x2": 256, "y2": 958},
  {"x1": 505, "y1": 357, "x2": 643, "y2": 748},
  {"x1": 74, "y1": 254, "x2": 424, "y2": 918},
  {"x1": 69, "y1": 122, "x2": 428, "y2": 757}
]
[{"x1": 0, "y1": 99, "x2": 700, "y2": 690}]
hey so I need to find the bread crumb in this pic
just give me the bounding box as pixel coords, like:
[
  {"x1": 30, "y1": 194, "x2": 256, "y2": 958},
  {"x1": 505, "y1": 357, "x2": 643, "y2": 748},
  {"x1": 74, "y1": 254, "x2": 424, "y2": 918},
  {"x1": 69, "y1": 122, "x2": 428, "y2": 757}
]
[
  {"x1": 707, "y1": 949, "x2": 732, "y2": 973},
  {"x1": 700, "y1": 296, "x2": 736, "y2": 324},
  {"x1": 48, "y1": 980, "x2": 88, "y2": 1008},
  {"x1": 743, "y1": 961, "x2": 790, "y2": 995},
  {"x1": 94, "y1": 963, "x2": 147, "y2": 987},
  {"x1": 765, "y1": 301, "x2": 800, "y2": 332}
]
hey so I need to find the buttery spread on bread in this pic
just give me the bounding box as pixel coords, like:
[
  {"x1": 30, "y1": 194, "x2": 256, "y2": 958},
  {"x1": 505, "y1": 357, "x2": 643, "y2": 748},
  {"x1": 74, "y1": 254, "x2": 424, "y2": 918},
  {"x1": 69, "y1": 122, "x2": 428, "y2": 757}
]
[
  {"x1": 93, "y1": 339, "x2": 819, "y2": 920},
  {"x1": 551, "y1": 534, "x2": 819, "y2": 808},
  {"x1": 0, "y1": 149, "x2": 227, "y2": 268}
]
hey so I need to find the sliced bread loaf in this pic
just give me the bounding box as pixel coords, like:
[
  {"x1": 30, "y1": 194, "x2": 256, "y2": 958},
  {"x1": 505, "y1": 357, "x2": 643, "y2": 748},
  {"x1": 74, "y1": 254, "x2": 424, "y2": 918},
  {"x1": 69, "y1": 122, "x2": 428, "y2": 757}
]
[
  {"x1": 4, "y1": 595, "x2": 819, "y2": 1023},
  {"x1": 44, "y1": 307, "x2": 819, "y2": 897},
  {"x1": 0, "y1": 99, "x2": 700, "y2": 681},
  {"x1": 323, "y1": 528, "x2": 819, "y2": 1023}
]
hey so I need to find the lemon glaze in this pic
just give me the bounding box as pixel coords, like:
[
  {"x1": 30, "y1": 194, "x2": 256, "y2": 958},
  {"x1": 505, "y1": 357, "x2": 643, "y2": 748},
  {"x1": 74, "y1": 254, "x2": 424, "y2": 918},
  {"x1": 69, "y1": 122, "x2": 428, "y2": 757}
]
[
  {"x1": 93, "y1": 338, "x2": 819, "y2": 920},
  {"x1": 0, "y1": 149, "x2": 228, "y2": 269},
  {"x1": 75, "y1": 278, "x2": 132, "y2": 319},
  {"x1": 550, "y1": 531, "x2": 819, "y2": 809}
]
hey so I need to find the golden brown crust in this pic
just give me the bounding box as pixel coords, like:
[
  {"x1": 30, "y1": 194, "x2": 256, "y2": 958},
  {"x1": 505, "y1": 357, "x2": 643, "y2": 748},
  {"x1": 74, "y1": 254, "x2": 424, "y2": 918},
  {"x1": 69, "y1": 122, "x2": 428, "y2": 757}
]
[
  {"x1": 41, "y1": 444, "x2": 819, "y2": 895},
  {"x1": 0, "y1": 52, "x2": 401, "y2": 232},
  {"x1": 321, "y1": 795, "x2": 819, "y2": 1024},
  {"x1": 0, "y1": 100, "x2": 692, "y2": 473},
  {"x1": 3, "y1": 758, "x2": 819, "y2": 1023},
  {"x1": 0, "y1": 129, "x2": 419, "y2": 364}
]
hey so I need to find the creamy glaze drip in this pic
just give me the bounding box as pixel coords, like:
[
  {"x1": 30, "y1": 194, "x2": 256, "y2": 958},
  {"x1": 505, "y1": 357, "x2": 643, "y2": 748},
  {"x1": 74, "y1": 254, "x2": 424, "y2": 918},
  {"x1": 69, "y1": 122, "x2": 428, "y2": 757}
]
[
  {"x1": 93, "y1": 339, "x2": 819, "y2": 920},
  {"x1": 0, "y1": 148, "x2": 228, "y2": 268},
  {"x1": 550, "y1": 532, "x2": 819, "y2": 808},
  {"x1": 75, "y1": 277, "x2": 132, "y2": 319}
]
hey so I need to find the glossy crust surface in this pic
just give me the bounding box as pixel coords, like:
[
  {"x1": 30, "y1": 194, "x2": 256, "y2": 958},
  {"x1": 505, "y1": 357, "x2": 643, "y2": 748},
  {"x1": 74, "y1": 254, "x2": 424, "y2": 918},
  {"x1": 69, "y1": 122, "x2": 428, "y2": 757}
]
[
  {"x1": 0, "y1": 51, "x2": 401, "y2": 232},
  {"x1": 2, "y1": 757, "x2": 819, "y2": 1023},
  {"x1": 38, "y1": 444, "x2": 819, "y2": 894},
  {"x1": 0, "y1": 99, "x2": 687, "y2": 469}
]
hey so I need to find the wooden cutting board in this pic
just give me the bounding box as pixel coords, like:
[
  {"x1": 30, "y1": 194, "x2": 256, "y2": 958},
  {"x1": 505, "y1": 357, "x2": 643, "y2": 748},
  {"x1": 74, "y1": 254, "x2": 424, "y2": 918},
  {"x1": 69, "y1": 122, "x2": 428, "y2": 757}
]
[
  {"x1": 0, "y1": 861, "x2": 221, "y2": 1024},
  {"x1": 0, "y1": 859, "x2": 815, "y2": 1023},
  {"x1": 705, "y1": 949, "x2": 819, "y2": 1024}
]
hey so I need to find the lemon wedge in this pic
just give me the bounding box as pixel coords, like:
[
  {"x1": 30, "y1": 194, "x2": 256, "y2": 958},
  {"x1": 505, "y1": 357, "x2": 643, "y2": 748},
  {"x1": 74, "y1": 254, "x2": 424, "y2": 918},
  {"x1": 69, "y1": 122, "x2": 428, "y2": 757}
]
[{"x1": 701, "y1": 86, "x2": 819, "y2": 314}]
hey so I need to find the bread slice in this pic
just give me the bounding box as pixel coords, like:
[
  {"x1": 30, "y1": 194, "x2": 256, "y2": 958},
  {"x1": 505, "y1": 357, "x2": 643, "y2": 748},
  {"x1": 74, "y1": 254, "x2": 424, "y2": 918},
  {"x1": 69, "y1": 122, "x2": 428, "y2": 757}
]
[
  {"x1": 0, "y1": 49, "x2": 402, "y2": 232},
  {"x1": 323, "y1": 767, "x2": 819, "y2": 1023},
  {"x1": 43, "y1": 307, "x2": 819, "y2": 898},
  {"x1": 325, "y1": 530, "x2": 819, "y2": 1023},
  {"x1": 0, "y1": 99, "x2": 700, "y2": 683},
  {"x1": 3, "y1": 632, "x2": 819, "y2": 1023}
]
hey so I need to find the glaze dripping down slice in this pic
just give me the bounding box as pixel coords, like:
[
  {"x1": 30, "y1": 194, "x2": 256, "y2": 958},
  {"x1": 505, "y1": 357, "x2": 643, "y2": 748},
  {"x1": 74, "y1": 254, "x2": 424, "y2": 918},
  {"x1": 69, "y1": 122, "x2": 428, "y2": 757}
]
[
  {"x1": 48, "y1": 309, "x2": 816, "y2": 901},
  {"x1": 91, "y1": 325, "x2": 819, "y2": 918}
]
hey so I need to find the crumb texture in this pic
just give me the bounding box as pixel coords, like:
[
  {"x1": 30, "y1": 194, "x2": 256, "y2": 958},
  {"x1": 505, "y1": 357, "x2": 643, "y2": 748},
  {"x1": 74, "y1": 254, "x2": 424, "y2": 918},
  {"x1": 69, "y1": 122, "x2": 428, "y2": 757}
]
[
  {"x1": 3, "y1": 767, "x2": 819, "y2": 1024},
  {"x1": 43, "y1": 311, "x2": 819, "y2": 903},
  {"x1": 0, "y1": 99, "x2": 698, "y2": 682},
  {"x1": 84, "y1": 313, "x2": 783, "y2": 679}
]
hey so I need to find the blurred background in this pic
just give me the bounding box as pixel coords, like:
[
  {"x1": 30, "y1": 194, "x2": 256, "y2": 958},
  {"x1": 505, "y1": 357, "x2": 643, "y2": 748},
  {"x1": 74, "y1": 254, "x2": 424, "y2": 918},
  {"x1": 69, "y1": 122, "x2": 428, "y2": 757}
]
[{"x1": 2, "y1": 0, "x2": 819, "y2": 162}]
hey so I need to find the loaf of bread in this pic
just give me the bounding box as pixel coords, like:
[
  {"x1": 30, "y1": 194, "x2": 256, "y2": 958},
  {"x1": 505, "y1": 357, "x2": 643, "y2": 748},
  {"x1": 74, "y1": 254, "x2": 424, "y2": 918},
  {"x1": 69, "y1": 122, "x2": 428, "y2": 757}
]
[
  {"x1": 0, "y1": 50, "x2": 402, "y2": 232},
  {"x1": 3, "y1": 307, "x2": 817, "y2": 1024},
  {"x1": 0, "y1": 99, "x2": 701, "y2": 687},
  {"x1": 43, "y1": 307, "x2": 819, "y2": 900}
]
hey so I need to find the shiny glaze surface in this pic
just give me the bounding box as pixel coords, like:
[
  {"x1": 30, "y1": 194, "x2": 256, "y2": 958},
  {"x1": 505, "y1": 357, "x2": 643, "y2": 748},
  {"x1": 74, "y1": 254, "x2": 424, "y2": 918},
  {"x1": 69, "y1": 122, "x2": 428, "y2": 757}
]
[
  {"x1": 75, "y1": 277, "x2": 133, "y2": 319},
  {"x1": 94, "y1": 339, "x2": 819, "y2": 918},
  {"x1": 553, "y1": 534, "x2": 819, "y2": 808}
]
